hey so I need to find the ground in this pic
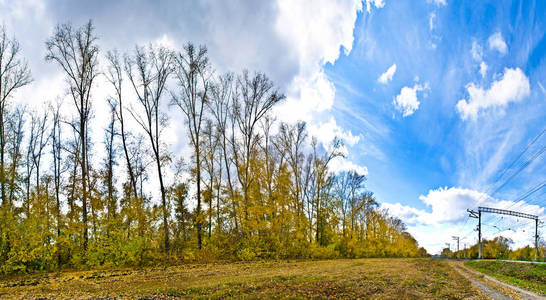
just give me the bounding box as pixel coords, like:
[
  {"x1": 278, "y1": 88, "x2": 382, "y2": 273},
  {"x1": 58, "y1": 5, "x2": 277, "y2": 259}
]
[{"x1": 0, "y1": 258, "x2": 481, "y2": 299}]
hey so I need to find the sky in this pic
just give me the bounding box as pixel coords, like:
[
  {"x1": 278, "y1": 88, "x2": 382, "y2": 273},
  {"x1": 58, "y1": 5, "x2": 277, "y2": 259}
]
[{"x1": 1, "y1": 0, "x2": 545, "y2": 254}]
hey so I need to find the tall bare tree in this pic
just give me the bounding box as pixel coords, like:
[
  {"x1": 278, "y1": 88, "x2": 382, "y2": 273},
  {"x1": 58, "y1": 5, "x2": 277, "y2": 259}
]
[
  {"x1": 103, "y1": 100, "x2": 117, "y2": 223},
  {"x1": 171, "y1": 43, "x2": 210, "y2": 249},
  {"x1": 30, "y1": 110, "x2": 49, "y2": 198},
  {"x1": 105, "y1": 50, "x2": 138, "y2": 200},
  {"x1": 50, "y1": 101, "x2": 63, "y2": 266},
  {"x1": 45, "y1": 20, "x2": 99, "y2": 251},
  {"x1": 0, "y1": 26, "x2": 32, "y2": 207},
  {"x1": 6, "y1": 107, "x2": 25, "y2": 205},
  {"x1": 232, "y1": 71, "x2": 284, "y2": 228},
  {"x1": 125, "y1": 45, "x2": 173, "y2": 251},
  {"x1": 208, "y1": 74, "x2": 237, "y2": 230}
]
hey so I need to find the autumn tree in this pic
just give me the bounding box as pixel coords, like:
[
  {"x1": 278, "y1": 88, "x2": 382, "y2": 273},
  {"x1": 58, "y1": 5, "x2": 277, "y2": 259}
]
[
  {"x1": 45, "y1": 20, "x2": 99, "y2": 251},
  {"x1": 232, "y1": 71, "x2": 284, "y2": 233},
  {"x1": 208, "y1": 73, "x2": 237, "y2": 231},
  {"x1": 171, "y1": 43, "x2": 210, "y2": 249},
  {"x1": 0, "y1": 26, "x2": 32, "y2": 207},
  {"x1": 105, "y1": 50, "x2": 138, "y2": 200},
  {"x1": 125, "y1": 45, "x2": 173, "y2": 252}
]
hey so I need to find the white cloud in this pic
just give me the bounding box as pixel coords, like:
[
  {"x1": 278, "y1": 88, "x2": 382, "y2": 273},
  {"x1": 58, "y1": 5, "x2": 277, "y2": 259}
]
[
  {"x1": 274, "y1": 0, "x2": 367, "y2": 183},
  {"x1": 456, "y1": 68, "x2": 530, "y2": 120},
  {"x1": 378, "y1": 63, "x2": 397, "y2": 84},
  {"x1": 276, "y1": 0, "x2": 362, "y2": 75},
  {"x1": 393, "y1": 81, "x2": 430, "y2": 117},
  {"x1": 427, "y1": 0, "x2": 447, "y2": 6},
  {"x1": 488, "y1": 32, "x2": 507, "y2": 55},
  {"x1": 308, "y1": 117, "x2": 361, "y2": 147},
  {"x1": 479, "y1": 61, "x2": 488, "y2": 78},
  {"x1": 365, "y1": 0, "x2": 385, "y2": 13},
  {"x1": 329, "y1": 156, "x2": 368, "y2": 176},
  {"x1": 471, "y1": 41, "x2": 482, "y2": 61},
  {"x1": 382, "y1": 186, "x2": 546, "y2": 253}
]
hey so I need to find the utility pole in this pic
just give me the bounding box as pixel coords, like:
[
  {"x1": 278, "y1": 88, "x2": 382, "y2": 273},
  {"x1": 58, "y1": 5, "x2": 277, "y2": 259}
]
[
  {"x1": 470, "y1": 207, "x2": 540, "y2": 261},
  {"x1": 452, "y1": 236, "x2": 460, "y2": 261},
  {"x1": 535, "y1": 218, "x2": 538, "y2": 262},
  {"x1": 463, "y1": 243, "x2": 466, "y2": 259},
  {"x1": 468, "y1": 209, "x2": 481, "y2": 259},
  {"x1": 479, "y1": 211, "x2": 481, "y2": 260}
]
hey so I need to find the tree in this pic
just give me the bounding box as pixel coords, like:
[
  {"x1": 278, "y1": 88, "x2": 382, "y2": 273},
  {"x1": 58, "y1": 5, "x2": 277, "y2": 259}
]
[
  {"x1": 208, "y1": 73, "x2": 237, "y2": 231},
  {"x1": 29, "y1": 111, "x2": 49, "y2": 198},
  {"x1": 171, "y1": 43, "x2": 210, "y2": 249},
  {"x1": 232, "y1": 71, "x2": 284, "y2": 232},
  {"x1": 0, "y1": 26, "x2": 32, "y2": 207},
  {"x1": 50, "y1": 101, "x2": 64, "y2": 266},
  {"x1": 6, "y1": 107, "x2": 25, "y2": 205},
  {"x1": 103, "y1": 100, "x2": 117, "y2": 225},
  {"x1": 45, "y1": 20, "x2": 99, "y2": 251},
  {"x1": 125, "y1": 45, "x2": 173, "y2": 252},
  {"x1": 311, "y1": 137, "x2": 343, "y2": 245},
  {"x1": 105, "y1": 50, "x2": 138, "y2": 200}
]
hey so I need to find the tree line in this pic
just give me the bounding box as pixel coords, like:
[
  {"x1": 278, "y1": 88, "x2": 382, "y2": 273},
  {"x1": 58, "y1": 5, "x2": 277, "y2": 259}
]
[
  {"x1": 440, "y1": 236, "x2": 545, "y2": 261},
  {"x1": 0, "y1": 21, "x2": 422, "y2": 273}
]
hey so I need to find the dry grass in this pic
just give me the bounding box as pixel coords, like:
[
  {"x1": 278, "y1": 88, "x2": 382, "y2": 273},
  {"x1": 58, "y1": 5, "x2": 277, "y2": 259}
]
[{"x1": 0, "y1": 258, "x2": 482, "y2": 299}]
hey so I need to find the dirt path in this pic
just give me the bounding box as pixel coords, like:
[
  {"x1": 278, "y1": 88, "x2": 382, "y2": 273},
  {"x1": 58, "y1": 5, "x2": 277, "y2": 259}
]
[{"x1": 450, "y1": 261, "x2": 544, "y2": 300}]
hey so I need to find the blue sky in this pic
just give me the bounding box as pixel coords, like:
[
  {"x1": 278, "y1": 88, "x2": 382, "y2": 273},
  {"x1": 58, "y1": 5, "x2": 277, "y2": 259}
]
[
  {"x1": 1, "y1": 0, "x2": 545, "y2": 253},
  {"x1": 327, "y1": 0, "x2": 546, "y2": 252}
]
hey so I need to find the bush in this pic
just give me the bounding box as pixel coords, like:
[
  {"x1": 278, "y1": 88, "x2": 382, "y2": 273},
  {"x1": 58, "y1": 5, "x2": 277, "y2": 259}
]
[{"x1": 309, "y1": 244, "x2": 339, "y2": 259}]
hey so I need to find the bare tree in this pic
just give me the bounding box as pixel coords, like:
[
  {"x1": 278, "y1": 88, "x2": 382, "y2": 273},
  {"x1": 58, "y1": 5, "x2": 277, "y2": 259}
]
[
  {"x1": 50, "y1": 101, "x2": 63, "y2": 266},
  {"x1": 232, "y1": 71, "x2": 284, "y2": 228},
  {"x1": 45, "y1": 20, "x2": 99, "y2": 251},
  {"x1": 208, "y1": 73, "x2": 237, "y2": 231},
  {"x1": 278, "y1": 121, "x2": 307, "y2": 220},
  {"x1": 7, "y1": 107, "x2": 25, "y2": 205},
  {"x1": 311, "y1": 137, "x2": 343, "y2": 245},
  {"x1": 31, "y1": 111, "x2": 49, "y2": 198},
  {"x1": 0, "y1": 26, "x2": 32, "y2": 207},
  {"x1": 202, "y1": 119, "x2": 219, "y2": 238},
  {"x1": 105, "y1": 50, "x2": 138, "y2": 199},
  {"x1": 171, "y1": 43, "x2": 210, "y2": 249},
  {"x1": 125, "y1": 45, "x2": 173, "y2": 251},
  {"x1": 103, "y1": 100, "x2": 117, "y2": 223}
]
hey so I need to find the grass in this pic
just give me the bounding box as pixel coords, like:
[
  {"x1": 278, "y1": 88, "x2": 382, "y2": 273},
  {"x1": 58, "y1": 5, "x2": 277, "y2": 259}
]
[
  {"x1": 465, "y1": 260, "x2": 546, "y2": 295},
  {"x1": 0, "y1": 258, "x2": 481, "y2": 299}
]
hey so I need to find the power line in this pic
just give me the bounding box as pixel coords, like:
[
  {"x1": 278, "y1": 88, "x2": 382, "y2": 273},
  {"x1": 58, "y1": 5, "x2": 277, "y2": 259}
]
[
  {"x1": 470, "y1": 129, "x2": 546, "y2": 227},
  {"x1": 493, "y1": 129, "x2": 545, "y2": 183}
]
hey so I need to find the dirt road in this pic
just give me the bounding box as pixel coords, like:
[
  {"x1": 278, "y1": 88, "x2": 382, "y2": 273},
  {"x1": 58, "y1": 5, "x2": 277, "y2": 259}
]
[{"x1": 450, "y1": 261, "x2": 544, "y2": 300}]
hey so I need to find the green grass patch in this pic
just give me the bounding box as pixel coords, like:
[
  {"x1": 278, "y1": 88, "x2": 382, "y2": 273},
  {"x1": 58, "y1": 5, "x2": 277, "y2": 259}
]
[{"x1": 465, "y1": 260, "x2": 546, "y2": 295}]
